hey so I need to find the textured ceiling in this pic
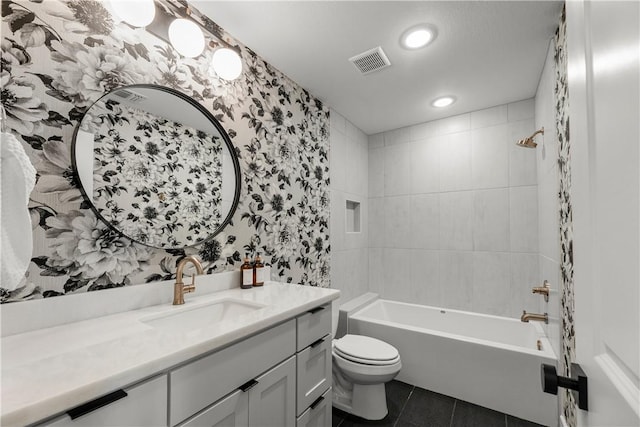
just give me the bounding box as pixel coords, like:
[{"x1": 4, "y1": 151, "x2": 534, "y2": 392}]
[{"x1": 193, "y1": 1, "x2": 563, "y2": 135}]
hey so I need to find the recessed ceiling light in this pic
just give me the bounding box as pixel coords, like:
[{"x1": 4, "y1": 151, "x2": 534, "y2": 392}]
[
  {"x1": 401, "y1": 24, "x2": 437, "y2": 50},
  {"x1": 431, "y1": 96, "x2": 456, "y2": 108}
]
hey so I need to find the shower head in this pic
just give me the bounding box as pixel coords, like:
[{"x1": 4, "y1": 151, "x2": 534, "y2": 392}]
[{"x1": 516, "y1": 127, "x2": 544, "y2": 149}]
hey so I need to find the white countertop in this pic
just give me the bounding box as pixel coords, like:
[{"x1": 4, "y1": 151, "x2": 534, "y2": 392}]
[{"x1": 0, "y1": 280, "x2": 339, "y2": 426}]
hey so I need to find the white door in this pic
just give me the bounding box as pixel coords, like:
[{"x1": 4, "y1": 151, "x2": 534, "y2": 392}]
[{"x1": 566, "y1": 1, "x2": 640, "y2": 425}]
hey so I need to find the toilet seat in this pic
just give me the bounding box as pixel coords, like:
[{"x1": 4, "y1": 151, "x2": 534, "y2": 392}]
[{"x1": 333, "y1": 335, "x2": 400, "y2": 366}]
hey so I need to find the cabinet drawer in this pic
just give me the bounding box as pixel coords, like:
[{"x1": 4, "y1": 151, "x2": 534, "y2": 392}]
[
  {"x1": 296, "y1": 304, "x2": 331, "y2": 351},
  {"x1": 170, "y1": 319, "x2": 296, "y2": 426},
  {"x1": 178, "y1": 389, "x2": 248, "y2": 427},
  {"x1": 296, "y1": 388, "x2": 332, "y2": 427},
  {"x1": 39, "y1": 375, "x2": 167, "y2": 427},
  {"x1": 296, "y1": 334, "x2": 331, "y2": 415}
]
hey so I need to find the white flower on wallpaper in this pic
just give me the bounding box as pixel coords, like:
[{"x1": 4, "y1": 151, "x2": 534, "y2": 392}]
[{"x1": 0, "y1": 0, "x2": 330, "y2": 301}]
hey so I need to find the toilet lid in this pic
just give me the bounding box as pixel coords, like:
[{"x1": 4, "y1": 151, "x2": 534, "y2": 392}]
[{"x1": 333, "y1": 335, "x2": 399, "y2": 363}]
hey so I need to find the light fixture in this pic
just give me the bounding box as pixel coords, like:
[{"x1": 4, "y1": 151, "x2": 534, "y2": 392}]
[
  {"x1": 110, "y1": 0, "x2": 156, "y2": 27},
  {"x1": 401, "y1": 24, "x2": 437, "y2": 50},
  {"x1": 210, "y1": 48, "x2": 243, "y2": 80},
  {"x1": 168, "y1": 18, "x2": 205, "y2": 58},
  {"x1": 431, "y1": 96, "x2": 456, "y2": 108}
]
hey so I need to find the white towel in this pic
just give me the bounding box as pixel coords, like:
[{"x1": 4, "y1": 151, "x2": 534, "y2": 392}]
[{"x1": 1, "y1": 132, "x2": 36, "y2": 291}]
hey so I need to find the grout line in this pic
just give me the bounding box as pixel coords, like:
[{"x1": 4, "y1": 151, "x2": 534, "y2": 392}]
[
  {"x1": 505, "y1": 413, "x2": 509, "y2": 427},
  {"x1": 449, "y1": 399, "x2": 457, "y2": 427},
  {"x1": 393, "y1": 384, "x2": 415, "y2": 426}
]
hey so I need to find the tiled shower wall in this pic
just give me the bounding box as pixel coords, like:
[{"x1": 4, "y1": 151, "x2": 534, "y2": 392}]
[
  {"x1": 330, "y1": 110, "x2": 369, "y2": 305},
  {"x1": 535, "y1": 40, "x2": 562, "y2": 359},
  {"x1": 368, "y1": 100, "x2": 541, "y2": 318}
]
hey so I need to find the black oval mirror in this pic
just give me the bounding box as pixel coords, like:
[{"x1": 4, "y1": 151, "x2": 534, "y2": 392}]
[{"x1": 72, "y1": 84, "x2": 240, "y2": 249}]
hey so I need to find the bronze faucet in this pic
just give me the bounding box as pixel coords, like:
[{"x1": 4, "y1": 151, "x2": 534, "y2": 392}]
[
  {"x1": 520, "y1": 310, "x2": 548, "y2": 324},
  {"x1": 532, "y1": 280, "x2": 551, "y2": 302},
  {"x1": 173, "y1": 255, "x2": 204, "y2": 305}
]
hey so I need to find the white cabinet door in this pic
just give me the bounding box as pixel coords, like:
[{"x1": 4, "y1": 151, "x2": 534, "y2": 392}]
[
  {"x1": 248, "y1": 356, "x2": 296, "y2": 427},
  {"x1": 179, "y1": 389, "x2": 248, "y2": 427},
  {"x1": 40, "y1": 375, "x2": 167, "y2": 427}
]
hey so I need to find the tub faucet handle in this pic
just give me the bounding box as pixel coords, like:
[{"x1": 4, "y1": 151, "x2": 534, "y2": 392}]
[{"x1": 532, "y1": 280, "x2": 551, "y2": 302}]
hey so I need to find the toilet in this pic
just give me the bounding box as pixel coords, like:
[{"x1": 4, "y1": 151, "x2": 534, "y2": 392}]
[{"x1": 331, "y1": 300, "x2": 402, "y2": 420}]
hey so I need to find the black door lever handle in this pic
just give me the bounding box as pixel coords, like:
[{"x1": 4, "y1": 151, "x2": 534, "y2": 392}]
[{"x1": 541, "y1": 363, "x2": 588, "y2": 411}]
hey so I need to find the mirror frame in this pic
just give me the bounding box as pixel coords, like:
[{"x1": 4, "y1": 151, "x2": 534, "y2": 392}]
[{"x1": 71, "y1": 84, "x2": 242, "y2": 249}]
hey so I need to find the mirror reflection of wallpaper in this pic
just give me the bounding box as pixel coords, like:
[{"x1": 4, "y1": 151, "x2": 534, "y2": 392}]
[
  {"x1": 0, "y1": 0, "x2": 330, "y2": 301},
  {"x1": 88, "y1": 101, "x2": 223, "y2": 248}
]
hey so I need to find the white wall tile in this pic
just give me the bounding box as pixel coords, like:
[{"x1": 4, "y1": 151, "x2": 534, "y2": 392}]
[
  {"x1": 330, "y1": 128, "x2": 347, "y2": 191},
  {"x1": 439, "y1": 191, "x2": 473, "y2": 251},
  {"x1": 409, "y1": 120, "x2": 441, "y2": 141},
  {"x1": 383, "y1": 248, "x2": 412, "y2": 302},
  {"x1": 473, "y1": 189, "x2": 510, "y2": 251},
  {"x1": 538, "y1": 164, "x2": 560, "y2": 263},
  {"x1": 384, "y1": 126, "x2": 411, "y2": 146},
  {"x1": 384, "y1": 143, "x2": 411, "y2": 195},
  {"x1": 368, "y1": 197, "x2": 385, "y2": 248},
  {"x1": 369, "y1": 248, "x2": 384, "y2": 296},
  {"x1": 410, "y1": 249, "x2": 440, "y2": 307},
  {"x1": 346, "y1": 127, "x2": 368, "y2": 195},
  {"x1": 369, "y1": 133, "x2": 384, "y2": 150},
  {"x1": 471, "y1": 124, "x2": 509, "y2": 189},
  {"x1": 472, "y1": 252, "x2": 511, "y2": 316},
  {"x1": 510, "y1": 253, "x2": 540, "y2": 318},
  {"x1": 508, "y1": 119, "x2": 538, "y2": 187},
  {"x1": 384, "y1": 196, "x2": 411, "y2": 248},
  {"x1": 410, "y1": 194, "x2": 439, "y2": 249},
  {"x1": 439, "y1": 251, "x2": 473, "y2": 310},
  {"x1": 439, "y1": 132, "x2": 472, "y2": 192},
  {"x1": 368, "y1": 148, "x2": 385, "y2": 197},
  {"x1": 437, "y1": 113, "x2": 471, "y2": 135},
  {"x1": 508, "y1": 98, "x2": 535, "y2": 122},
  {"x1": 471, "y1": 105, "x2": 508, "y2": 129},
  {"x1": 331, "y1": 190, "x2": 345, "y2": 251},
  {"x1": 330, "y1": 109, "x2": 346, "y2": 135},
  {"x1": 410, "y1": 136, "x2": 440, "y2": 194},
  {"x1": 510, "y1": 186, "x2": 539, "y2": 252}
]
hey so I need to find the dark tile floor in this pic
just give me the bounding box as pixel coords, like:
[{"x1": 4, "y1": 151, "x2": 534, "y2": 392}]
[{"x1": 332, "y1": 380, "x2": 547, "y2": 427}]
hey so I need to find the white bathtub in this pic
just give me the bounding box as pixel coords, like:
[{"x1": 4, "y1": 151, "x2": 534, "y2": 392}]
[{"x1": 347, "y1": 298, "x2": 558, "y2": 426}]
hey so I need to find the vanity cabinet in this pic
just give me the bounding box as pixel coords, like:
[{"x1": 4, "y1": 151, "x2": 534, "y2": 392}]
[
  {"x1": 170, "y1": 320, "x2": 296, "y2": 426},
  {"x1": 34, "y1": 303, "x2": 333, "y2": 427},
  {"x1": 38, "y1": 374, "x2": 167, "y2": 427},
  {"x1": 180, "y1": 356, "x2": 296, "y2": 427}
]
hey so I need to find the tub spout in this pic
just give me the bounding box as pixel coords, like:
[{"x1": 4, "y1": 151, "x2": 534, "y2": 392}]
[{"x1": 521, "y1": 310, "x2": 548, "y2": 324}]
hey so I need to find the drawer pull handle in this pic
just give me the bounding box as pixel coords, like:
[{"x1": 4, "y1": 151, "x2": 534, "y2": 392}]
[
  {"x1": 310, "y1": 395, "x2": 325, "y2": 410},
  {"x1": 239, "y1": 379, "x2": 259, "y2": 392},
  {"x1": 310, "y1": 337, "x2": 325, "y2": 348},
  {"x1": 307, "y1": 306, "x2": 326, "y2": 315},
  {"x1": 67, "y1": 389, "x2": 128, "y2": 420}
]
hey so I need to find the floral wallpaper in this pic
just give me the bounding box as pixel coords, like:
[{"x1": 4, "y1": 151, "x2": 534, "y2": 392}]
[
  {"x1": 0, "y1": 0, "x2": 330, "y2": 302},
  {"x1": 86, "y1": 99, "x2": 224, "y2": 248},
  {"x1": 554, "y1": 7, "x2": 576, "y2": 427}
]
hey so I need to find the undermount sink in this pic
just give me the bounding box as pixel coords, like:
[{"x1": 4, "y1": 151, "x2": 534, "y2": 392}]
[{"x1": 142, "y1": 298, "x2": 267, "y2": 330}]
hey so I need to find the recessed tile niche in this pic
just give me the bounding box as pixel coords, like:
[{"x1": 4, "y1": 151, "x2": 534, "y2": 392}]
[{"x1": 346, "y1": 200, "x2": 361, "y2": 233}]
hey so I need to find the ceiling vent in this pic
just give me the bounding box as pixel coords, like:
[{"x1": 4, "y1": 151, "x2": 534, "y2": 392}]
[
  {"x1": 349, "y1": 46, "x2": 391, "y2": 75},
  {"x1": 111, "y1": 89, "x2": 147, "y2": 103}
]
